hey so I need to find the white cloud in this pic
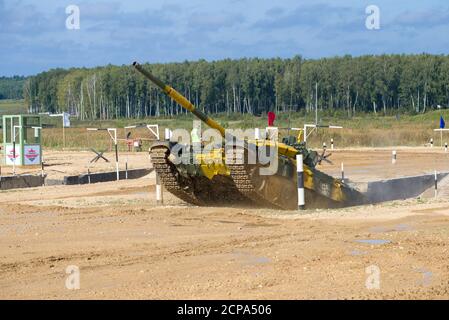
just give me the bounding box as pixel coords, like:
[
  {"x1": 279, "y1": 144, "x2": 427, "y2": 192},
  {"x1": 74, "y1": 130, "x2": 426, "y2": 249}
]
[{"x1": 1, "y1": 0, "x2": 449, "y2": 75}]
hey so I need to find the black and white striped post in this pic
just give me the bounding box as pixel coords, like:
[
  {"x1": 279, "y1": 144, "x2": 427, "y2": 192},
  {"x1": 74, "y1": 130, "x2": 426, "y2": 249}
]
[
  {"x1": 445, "y1": 142, "x2": 448, "y2": 153},
  {"x1": 331, "y1": 138, "x2": 334, "y2": 150},
  {"x1": 430, "y1": 138, "x2": 434, "y2": 148},
  {"x1": 434, "y1": 170, "x2": 438, "y2": 198},
  {"x1": 296, "y1": 154, "x2": 305, "y2": 210},
  {"x1": 323, "y1": 142, "x2": 327, "y2": 150},
  {"x1": 165, "y1": 128, "x2": 171, "y2": 141},
  {"x1": 41, "y1": 154, "x2": 45, "y2": 186},
  {"x1": 392, "y1": 150, "x2": 397, "y2": 164},
  {"x1": 156, "y1": 173, "x2": 163, "y2": 205},
  {"x1": 125, "y1": 156, "x2": 129, "y2": 179},
  {"x1": 341, "y1": 162, "x2": 345, "y2": 183}
]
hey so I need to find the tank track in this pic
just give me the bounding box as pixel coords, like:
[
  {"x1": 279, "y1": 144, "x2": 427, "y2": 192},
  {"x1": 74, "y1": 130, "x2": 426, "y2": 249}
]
[
  {"x1": 150, "y1": 145, "x2": 252, "y2": 207},
  {"x1": 230, "y1": 164, "x2": 297, "y2": 210},
  {"x1": 227, "y1": 145, "x2": 288, "y2": 210},
  {"x1": 150, "y1": 145, "x2": 204, "y2": 206}
]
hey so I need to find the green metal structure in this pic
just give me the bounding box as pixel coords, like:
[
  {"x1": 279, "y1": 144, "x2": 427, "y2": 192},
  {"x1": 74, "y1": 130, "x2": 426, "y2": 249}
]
[{"x1": 2, "y1": 115, "x2": 42, "y2": 166}]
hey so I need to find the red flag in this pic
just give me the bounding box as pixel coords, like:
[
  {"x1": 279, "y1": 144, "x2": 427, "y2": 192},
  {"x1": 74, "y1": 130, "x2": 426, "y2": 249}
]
[{"x1": 268, "y1": 112, "x2": 276, "y2": 126}]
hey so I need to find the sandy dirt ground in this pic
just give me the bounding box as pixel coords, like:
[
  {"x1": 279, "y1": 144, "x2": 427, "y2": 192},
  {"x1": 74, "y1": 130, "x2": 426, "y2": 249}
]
[
  {"x1": 320, "y1": 147, "x2": 449, "y2": 182},
  {"x1": 0, "y1": 150, "x2": 152, "y2": 180},
  {"x1": 1, "y1": 146, "x2": 448, "y2": 182},
  {"x1": 1, "y1": 148, "x2": 449, "y2": 299}
]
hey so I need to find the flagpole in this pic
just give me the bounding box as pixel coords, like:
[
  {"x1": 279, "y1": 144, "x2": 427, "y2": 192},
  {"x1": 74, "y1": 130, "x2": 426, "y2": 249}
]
[
  {"x1": 440, "y1": 114, "x2": 445, "y2": 147},
  {"x1": 63, "y1": 116, "x2": 65, "y2": 150}
]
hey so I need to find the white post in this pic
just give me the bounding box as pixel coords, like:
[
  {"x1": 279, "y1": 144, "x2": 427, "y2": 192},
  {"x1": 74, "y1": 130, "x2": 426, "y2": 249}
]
[
  {"x1": 255, "y1": 128, "x2": 260, "y2": 140},
  {"x1": 341, "y1": 162, "x2": 345, "y2": 183},
  {"x1": 445, "y1": 142, "x2": 447, "y2": 153},
  {"x1": 296, "y1": 154, "x2": 305, "y2": 210},
  {"x1": 331, "y1": 138, "x2": 334, "y2": 150},
  {"x1": 323, "y1": 142, "x2": 327, "y2": 150},
  {"x1": 156, "y1": 173, "x2": 163, "y2": 205},
  {"x1": 165, "y1": 128, "x2": 171, "y2": 141},
  {"x1": 392, "y1": 150, "x2": 397, "y2": 164},
  {"x1": 431, "y1": 138, "x2": 434, "y2": 148}
]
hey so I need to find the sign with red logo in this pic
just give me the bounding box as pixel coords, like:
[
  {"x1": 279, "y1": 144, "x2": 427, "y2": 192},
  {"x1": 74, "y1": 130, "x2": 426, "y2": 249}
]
[
  {"x1": 5, "y1": 145, "x2": 20, "y2": 165},
  {"x1": 24, "y1": 145, "x2": 41, "y2": 165}
]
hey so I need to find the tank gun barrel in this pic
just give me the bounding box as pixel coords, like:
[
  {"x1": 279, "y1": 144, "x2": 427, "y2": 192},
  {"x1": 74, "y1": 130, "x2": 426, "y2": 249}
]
[{"x1": 133, "y1": 61, "x2": 225, "y2": 137}]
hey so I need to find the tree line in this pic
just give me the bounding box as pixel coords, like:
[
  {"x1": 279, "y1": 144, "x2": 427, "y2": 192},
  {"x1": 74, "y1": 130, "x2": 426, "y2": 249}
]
[
  {"x1": 0, "y1": 76, "x2": 26, "y2": 100},
  {"x1": 17, "y1": 54, "x2": 449, "y2": 120}
]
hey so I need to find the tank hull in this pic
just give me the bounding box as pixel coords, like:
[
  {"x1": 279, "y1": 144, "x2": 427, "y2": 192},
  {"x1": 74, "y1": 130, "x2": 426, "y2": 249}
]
[{"x1": 150, "y1": 142, "x2": 366, "y2": 210}]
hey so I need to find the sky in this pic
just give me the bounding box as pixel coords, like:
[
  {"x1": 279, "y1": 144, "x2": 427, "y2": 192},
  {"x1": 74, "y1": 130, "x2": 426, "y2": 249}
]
[{"x1": 1, "y1": 0, "x2": 449, "y2": 76}]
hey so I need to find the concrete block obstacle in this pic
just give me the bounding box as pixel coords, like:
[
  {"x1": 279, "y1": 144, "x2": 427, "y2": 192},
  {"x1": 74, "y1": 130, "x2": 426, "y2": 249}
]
[
  {"x1": 364, "y1": 172, "x2": 449, "y2": 203},
  {"x1": 0, "y1": 174, "x2": 46, "y2": 191},
  {"x1": 63, "y1": 168, "x2": 153, "y2": 185}
]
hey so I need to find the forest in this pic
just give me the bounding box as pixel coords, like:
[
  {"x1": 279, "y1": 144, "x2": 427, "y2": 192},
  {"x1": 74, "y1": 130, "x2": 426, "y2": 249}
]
[
  {"x1": 11, "y1": 54, "x2": 449, "y2": 119},
  {"x1": 0, "y1": 76, "x2": 26, "y2": 100}
]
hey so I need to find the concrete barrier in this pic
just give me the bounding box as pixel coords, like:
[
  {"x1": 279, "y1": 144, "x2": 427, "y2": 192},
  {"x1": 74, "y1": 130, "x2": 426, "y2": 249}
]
[
  {"x1": 364, "y1": 172, "x2": 449, "y2": 203},
  {"x1": 63, "y1": 168, "x2": 153, "y2": 185},
  {"x1": 45, "y1": 179, "x2": 64, "y2": 186},
  {"x1": 0, "y1": 174, "x2": 45, "y2": 191}
]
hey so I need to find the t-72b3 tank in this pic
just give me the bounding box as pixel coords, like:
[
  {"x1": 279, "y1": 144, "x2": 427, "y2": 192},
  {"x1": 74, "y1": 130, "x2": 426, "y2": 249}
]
[{"x1": 133, "y1": 61, "x2": 366, "y2": 210}]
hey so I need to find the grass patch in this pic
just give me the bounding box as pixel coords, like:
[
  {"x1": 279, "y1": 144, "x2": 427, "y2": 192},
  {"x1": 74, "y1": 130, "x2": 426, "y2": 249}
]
[
  {"x1": 0, "y1": 99, "x2": 27, "y2": 116},
  {"x1": 0, "y1": 99, "x2": 448, "y2": 150}
]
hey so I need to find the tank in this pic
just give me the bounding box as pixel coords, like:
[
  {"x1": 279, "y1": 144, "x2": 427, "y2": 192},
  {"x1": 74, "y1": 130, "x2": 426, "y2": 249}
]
[{"x1": 133, "y1": 61, "x2": 366, "y2": 210}]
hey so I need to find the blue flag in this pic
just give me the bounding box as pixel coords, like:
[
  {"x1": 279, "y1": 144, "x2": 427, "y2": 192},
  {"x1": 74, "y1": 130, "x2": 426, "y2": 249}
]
[{"x1": 440, "y1": 116, "x2": 445, "y2": 129}]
